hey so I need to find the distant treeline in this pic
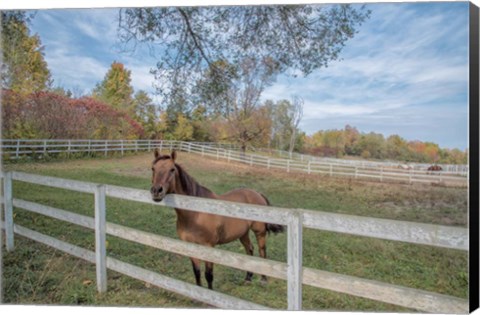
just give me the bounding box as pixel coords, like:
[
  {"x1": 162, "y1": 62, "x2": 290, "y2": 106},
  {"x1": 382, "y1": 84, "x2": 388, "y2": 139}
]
[{"x1": 303, "y1": 125, "x2": 467, "y2": 165}]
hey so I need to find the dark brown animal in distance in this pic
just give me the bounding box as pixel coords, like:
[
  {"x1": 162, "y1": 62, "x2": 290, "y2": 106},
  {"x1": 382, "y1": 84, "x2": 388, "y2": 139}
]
[
  {"x1": 427, "y1": 165, "x2": 443, "y2": 174},
  {"x1": 150, "y1": 149, "x2": 284, "y2": 289}
]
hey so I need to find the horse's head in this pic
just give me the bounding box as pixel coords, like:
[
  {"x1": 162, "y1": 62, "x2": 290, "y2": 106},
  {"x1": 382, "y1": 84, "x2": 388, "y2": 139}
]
[{"x1": 150, "y1": 149, "x2": 178, "y2": 202}]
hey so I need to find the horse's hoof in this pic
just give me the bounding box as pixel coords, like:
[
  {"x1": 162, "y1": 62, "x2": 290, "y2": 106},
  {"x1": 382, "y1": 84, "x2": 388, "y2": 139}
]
[
  {"x1": 244, "y1": 279, "x2": 252, "y2": 285},
  {"x1": 260, "y1": 278, "x2": 268, "y2": 286}
]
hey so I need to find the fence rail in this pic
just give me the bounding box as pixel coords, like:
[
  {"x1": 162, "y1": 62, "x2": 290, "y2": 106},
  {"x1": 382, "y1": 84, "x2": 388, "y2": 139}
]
[
  {"x1": 1, "y1": 171, "x2": 469, "y2": 312},
  {"x1": 1, "y1": 139, "x2": 468, "y2": 187}
]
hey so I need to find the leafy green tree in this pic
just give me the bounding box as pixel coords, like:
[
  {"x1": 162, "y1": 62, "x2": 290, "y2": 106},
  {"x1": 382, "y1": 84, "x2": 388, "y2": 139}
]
[
  {"x1": 173, "y1": 113, "x2": 194, "y2": 141},
  {"x1": 118, "y1": 5, "x2": 370, "y2": 106},
  {"x1": 386, "y1": 134, "x2": 410, "y2": 161},
  {"x1": 92, "y1": 61, "x2": 134, "y2": 112},
  {"x1": 1, "y1": 11, "x2": 52, "y2": 94},
  {"x1": 132, "y1": 90, "x2": 160, "y2": 139},
  {"x1": 191, "y1": 105, "x2": 212, "y2": 142},
  {"x1": 354, "y1": 132, "x2": 385, "y2": 159}
]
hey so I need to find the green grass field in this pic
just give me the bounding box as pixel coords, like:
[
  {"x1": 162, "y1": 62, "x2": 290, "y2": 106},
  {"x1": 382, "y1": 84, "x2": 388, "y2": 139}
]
[{"x1": 2, "y1": 151, "x2": 469, "y2": 311}]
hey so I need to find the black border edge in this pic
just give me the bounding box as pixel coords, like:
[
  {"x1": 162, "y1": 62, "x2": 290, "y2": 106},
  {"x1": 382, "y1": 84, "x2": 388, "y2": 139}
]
[{"x1": 470, "y1": 1, "x2": 480, "y2": 314}]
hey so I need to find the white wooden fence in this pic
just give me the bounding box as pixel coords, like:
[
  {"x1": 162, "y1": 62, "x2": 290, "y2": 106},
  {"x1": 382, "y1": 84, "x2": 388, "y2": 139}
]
[
  {"x1": 0, "y1": 171, "x2": 469, "y2": 312},
  {"x1": 0, "y1": 139, "x2": 469, "y2": 187},
  {"x1": 255, "y1": 147, "x2": 469, "y2": 174}
]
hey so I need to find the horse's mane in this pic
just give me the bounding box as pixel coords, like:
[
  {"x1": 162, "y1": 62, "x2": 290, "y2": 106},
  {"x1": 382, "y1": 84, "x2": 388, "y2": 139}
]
[{"x1": 175, "y1": 163, "x2": 213, "y2": 197}]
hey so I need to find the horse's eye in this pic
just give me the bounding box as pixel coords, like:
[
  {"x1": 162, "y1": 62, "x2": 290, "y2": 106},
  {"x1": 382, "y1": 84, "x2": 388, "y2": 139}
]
[
  {"x1": 170, "y1": 168, "x2": 175, "y2": 173},
  {"x1": 151, "y1": 168, "x2": 155, "y2": 172}
]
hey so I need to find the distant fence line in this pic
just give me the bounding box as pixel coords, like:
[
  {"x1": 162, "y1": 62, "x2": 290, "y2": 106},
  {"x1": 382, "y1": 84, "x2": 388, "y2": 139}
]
[
  {"x1": 254, "y1": 147, "x2": 469, "y2": 174},
  {"x1": 0, "y1": 171, "x2": 469, "y2": 312},
  {"x1": 0, "y1": 139, "x2": 468, "y2": 187}
]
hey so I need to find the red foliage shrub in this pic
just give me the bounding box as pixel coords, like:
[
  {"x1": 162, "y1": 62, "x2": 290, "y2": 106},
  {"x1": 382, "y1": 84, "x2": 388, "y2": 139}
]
[{"x1": 1, "y1": 90, "x2": 144, "y2": 139}]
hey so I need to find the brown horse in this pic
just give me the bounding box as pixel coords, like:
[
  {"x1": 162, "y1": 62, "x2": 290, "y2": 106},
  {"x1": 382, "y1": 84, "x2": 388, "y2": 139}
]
[
  {"x1": 427, "y1": 165, "x2": 443, "y2": 174},
  {"x1": 150, "y1": 149, "x2": 284, "y2": 289}
]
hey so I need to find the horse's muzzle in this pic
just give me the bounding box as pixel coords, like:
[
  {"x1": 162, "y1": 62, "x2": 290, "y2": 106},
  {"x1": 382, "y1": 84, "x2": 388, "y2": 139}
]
[
  {"x1": 152, "y1": 196, "x2": 164, "y2": 203},
  {"x1": 151, "y1": 186, "x2": 165, "y2": 202}
]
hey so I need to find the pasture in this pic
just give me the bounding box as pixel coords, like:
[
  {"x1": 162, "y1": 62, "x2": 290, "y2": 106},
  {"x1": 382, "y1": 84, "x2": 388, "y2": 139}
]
[{"x1": 2, "y1": 151, "x2": 468, "y2": 311}]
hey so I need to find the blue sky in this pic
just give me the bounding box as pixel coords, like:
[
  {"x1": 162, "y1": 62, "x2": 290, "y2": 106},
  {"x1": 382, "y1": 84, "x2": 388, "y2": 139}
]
[{"x1": 24, "y1": 1, "x2": 470, "y2": 150}]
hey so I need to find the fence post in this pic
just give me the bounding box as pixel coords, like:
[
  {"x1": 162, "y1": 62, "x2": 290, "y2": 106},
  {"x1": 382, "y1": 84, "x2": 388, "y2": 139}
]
[
  {"x1": 267, "y1": 159, "x2": 271, "y2": 169},
  {"x1": 88, "y1": 140, "x2": 91, "y2": 156},
  {"x1": 160, "y1": 141, "x2": 163, "y2": 153},
  {"x1": 355, "y1": 166, "x2": 358, "y2": 179},
  {"x1": 16, "y1": 140, "x2": 20, "y2": 159},
  {"x1": 43, "y1": 140, "x2": 47, "y2": 156},
  {"x1": 0, "y1": 183, "x2": 2, "y2": 303},
  {"x1": 104, "y1": 141, "x2": 108, "y2": 157},
  {"x1": 307, "y1": 161, "x2": 311, "y2": 174},
  {"x1": 380, "y1": 167, "x2": 384, "y2": 182},
  {"x1": 3, "y1": 172, "x2": 14, "y2": 251},
  {"x1": 67, "y1": 140, "x2": 72, "y2": 158},
  {"x1": 95, "y1": 184, "x2": 107, "y2": 293},
  {"x1": 147, "y1": 140, "x2": 151, "y2": 152},
  {"x1": 121, "y1": 140, "x2": 124, "y2": 156},
  {"x1": 329, "y1": 164, "x2": 333, "y2": 177},
  {"x1": 287, "y1": 160, "x2": 290, "y2": 172},
  {"x1": 287, "y1": 210, "x2": 303, "y2": 311}
]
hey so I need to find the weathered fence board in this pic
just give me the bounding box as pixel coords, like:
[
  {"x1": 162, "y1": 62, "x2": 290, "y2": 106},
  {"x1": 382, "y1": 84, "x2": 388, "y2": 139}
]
[
  {"x1": 302, "y1": 267, "x2": 468, "y2": 313},
  {"x1": 12, "y1": 171, "x2": 96, "y2": 193},
  {"x1": 302, "y1": 209, "x2": 468, "y2": 250}
]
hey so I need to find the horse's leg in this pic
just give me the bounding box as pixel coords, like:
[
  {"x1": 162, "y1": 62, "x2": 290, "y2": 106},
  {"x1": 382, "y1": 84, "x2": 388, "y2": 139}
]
[
  {"x1": 205, "y1": 261, "x2": 214, "y2": 290},
  {"x1": 191, "y1": 258, "x2": 202, "y2": 287},
  {"x1": 252, "y1": 225, "x2": 268, "y2": 283},
  {"x1": 239, "y1": 233, "x2": 254, "y2": 282}
]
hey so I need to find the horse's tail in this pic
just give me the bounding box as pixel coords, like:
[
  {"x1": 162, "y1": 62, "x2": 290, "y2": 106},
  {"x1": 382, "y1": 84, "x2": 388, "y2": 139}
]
[{"x1": 260, "y1": 193, "x2": 285, "y2": 235}]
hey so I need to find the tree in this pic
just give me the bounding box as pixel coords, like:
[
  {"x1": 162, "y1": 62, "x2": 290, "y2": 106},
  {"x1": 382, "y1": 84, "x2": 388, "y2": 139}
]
[
  {"x1": 1, "y1": 11, "x2": 52, "y2": 94},
  {"x1": 268, "y1": 99, "x2": 291, "y2": 150},
  {"x1": 92, "y1": 61, "x2": 134, "y2": 112},
  {"x1": 191, "y1": 105, "x2": 212, "y2": 142},
  {"x1": 132, "y1": 90, "x2": 160, "y2": 139},
  {"x1": 173, "y1": 113, "x2": 194, "y2": 141},
  {"x1": 386, "y1": 134, "x2": 410, "y2": 161},
  {"x1": 226, "y1": 57, "x2": 278, "y2": 153},
  {"x1": 354, "y1": 132, "x2": 385, "y2": 159},
  {"x1": 344, "y1": 125, "x2": 360, "y2": 155},
  {"x1": 267, "y1": 98, "x2": 304, "y2": 153},
  {"x1": 288, "y1": 95, "x2": 303, "y2": 154},
  {"x1": 118, "y1": 5, "x2": 370, "y2": 105}
]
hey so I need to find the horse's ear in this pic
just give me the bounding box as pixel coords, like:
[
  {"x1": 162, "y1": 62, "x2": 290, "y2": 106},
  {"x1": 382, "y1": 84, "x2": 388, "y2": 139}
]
[
  {"x1": 171, "y1": 149, "x2": 177, "y2": 161},
  {"x1": 154, "y1": 148, "x2": 160, "y2": 159}
]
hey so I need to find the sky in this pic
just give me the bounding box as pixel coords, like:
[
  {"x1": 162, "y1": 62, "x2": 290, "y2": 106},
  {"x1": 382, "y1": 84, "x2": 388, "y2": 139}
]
[{"x1": 18, "y1": 1, "x2": 471, "y2": 150}]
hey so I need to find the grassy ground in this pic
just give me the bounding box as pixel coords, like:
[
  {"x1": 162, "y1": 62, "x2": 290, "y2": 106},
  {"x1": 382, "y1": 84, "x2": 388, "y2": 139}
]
[{"x1": 2, "y1": 151, "x2": 469, "y2": 311}]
